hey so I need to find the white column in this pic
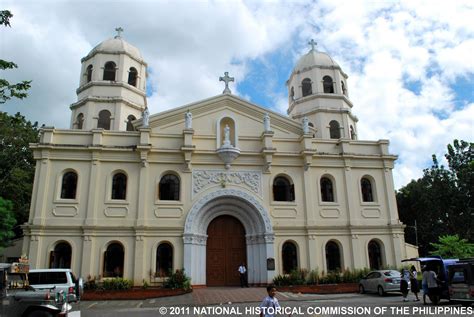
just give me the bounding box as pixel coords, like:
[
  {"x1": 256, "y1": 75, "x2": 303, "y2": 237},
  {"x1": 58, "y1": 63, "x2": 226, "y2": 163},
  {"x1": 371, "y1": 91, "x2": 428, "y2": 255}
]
[{"x1": 265, "y1": 234, "x2": 275, "y2": 283}]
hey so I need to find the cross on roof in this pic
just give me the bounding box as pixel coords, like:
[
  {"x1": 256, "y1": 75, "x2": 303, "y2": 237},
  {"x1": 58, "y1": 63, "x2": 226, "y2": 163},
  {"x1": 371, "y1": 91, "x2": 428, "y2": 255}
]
[
  {"x1": 219, "y1": 72, "x2": 234, "y2": 94},
  {"x1": 115, "y1": 27, "x2": 124, "y2": 38},
  {"x1": 308, "y1": 39, "x2": 317, "y2": 51}
]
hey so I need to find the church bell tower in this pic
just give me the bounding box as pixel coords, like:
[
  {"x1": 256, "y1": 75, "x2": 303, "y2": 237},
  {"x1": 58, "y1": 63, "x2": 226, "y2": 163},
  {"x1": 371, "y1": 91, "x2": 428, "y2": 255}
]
[
  {"x1": 287, "y1": 40, "x2": 358, "y2": 140},
  {"x1": 69, "y1": 28, "x2": 147, "y2": 131}
]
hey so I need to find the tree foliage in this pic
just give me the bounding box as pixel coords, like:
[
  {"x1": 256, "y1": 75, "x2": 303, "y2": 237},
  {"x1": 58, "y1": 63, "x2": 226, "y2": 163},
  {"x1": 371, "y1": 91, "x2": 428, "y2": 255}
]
[
  {"x1": 397, "y1": 140, "x2": 474, "y2": 256},
  {"x1": 0, "y1": 197, "x2": 16, "y2": 252},
  {"x1": 0, "y1": 112, "x2": 39, "y2": 236},
  {"x1": 1, "y1": 10, "x2": 32, "y2": 104},
  {"x1": 430, "y1": 235, "x2": 474, "y2": 259}
]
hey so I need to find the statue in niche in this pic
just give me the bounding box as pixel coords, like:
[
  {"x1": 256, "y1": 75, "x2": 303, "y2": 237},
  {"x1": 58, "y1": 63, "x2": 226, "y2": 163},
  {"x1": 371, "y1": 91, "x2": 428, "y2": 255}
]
[
  {"x1": 223, "y1": 124, "x2": 231, "y2": 147},
  {"x1": 142, "y1": 107, "x2": 149, "y2": 127},
  {"x1": 185, "y1": 111, "x2": 192, "y2": 129},
  {"x1": 302, "y1": 116, "x2": 309, "y2": 134},
  {"x1": 263, "y1": 113, "x2": 271, "y2": 132}
]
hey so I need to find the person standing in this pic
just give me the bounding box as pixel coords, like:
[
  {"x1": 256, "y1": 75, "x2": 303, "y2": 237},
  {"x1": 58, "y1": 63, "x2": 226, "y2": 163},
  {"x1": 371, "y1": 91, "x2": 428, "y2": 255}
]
[
  {"x1": 259, "y1": 285, "x2": 281, "y2": 317},
  {"x1": 238, "y1": 263, "x2": 248, "y2": 287},
  {"x1": 410, "y1": 265, "x2": 420, "y2": 301},
  {"x1": 421, "y1": 266, "x2": 429, "y2": 304},
  {"x1": 427, "y1": 267, "x2": 440, "y2": 304},
  {"x1": 400, "y1": 268, "x2": 410, "y2": 302}
]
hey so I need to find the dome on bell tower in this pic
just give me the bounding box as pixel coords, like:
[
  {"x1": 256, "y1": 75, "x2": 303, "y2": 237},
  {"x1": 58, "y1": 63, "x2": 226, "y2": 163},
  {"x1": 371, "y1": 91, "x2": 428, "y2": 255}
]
[
  {"x1": 85, "y1": 34, "x2": 143, "y2": 61},
  {"x1": 69, "y1": 28, "x2": 148, "y2": 131},
  {"x1": 287, "y1": 40, "x2": 358, "y2": 140},
  {"x1": 293, "y1": 48, "x2": 339, "y2": 73}
]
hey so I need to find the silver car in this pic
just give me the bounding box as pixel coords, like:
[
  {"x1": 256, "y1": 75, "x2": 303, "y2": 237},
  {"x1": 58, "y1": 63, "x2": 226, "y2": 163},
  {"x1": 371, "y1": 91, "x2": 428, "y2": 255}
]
[{"x1": 359, "y1": 270, "x2": 406, "y2": 296}]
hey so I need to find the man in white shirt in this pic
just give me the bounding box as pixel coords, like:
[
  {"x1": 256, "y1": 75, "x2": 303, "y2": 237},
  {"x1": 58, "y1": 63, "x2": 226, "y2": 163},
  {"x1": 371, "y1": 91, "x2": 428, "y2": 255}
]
[
  {"x1": 426, "y1": 268, "x2": 440, "y2": 303},
  {"x1": 238, "y1": 263, "x2": 248, "y2": 287}
]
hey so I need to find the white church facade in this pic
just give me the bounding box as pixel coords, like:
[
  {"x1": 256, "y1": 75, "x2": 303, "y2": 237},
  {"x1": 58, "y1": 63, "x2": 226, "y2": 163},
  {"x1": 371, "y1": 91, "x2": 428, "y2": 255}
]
[{"x1": 22, "y1": 32, "x2": 413, "y2": 286}]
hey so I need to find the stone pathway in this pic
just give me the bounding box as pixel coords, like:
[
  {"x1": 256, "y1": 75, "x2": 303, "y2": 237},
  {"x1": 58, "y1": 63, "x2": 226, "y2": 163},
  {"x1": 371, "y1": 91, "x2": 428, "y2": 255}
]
[{"x1": 192, "y1": 287, "x2": 267, "y2": 305}]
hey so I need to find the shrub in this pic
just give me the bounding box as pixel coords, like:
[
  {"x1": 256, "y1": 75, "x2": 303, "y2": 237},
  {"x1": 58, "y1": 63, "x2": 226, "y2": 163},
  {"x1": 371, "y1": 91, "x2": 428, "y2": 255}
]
[
  {"x1": 102, "y1": 278, "x2": 133, "y2": 290},
  {"x1": 273, "y1": 274, "x2": 291, "y2": 286},
  {"x1": 289, "y1": 269, "x2": 308, "y2": 285},
  {"x1": 163, "y1": 269, "x2": 191, "y2": 290},
  {"x1": 84, "y1": 275, "x2": 97, "y2": 290},
  {"x1": 306, "y1": 269, "x2": 319, "y2": 285}
]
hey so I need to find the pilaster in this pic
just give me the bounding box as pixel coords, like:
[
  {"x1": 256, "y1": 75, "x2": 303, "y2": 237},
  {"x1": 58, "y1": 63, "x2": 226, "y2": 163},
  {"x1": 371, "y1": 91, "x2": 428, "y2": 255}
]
[
  {"x1": 84, "y1": 152, "x2": 100, "y2": 226},
  {"x1": 260, "y1": 131, "x2": 275, "y2": 173},
  {"x1": 80, "y1": 232, "x2": 94, "y2": 278},
  {"x1": 133, "y1": 232, "x2": 146, "y2": 284},
  {"x1": 181, "y1": 129, "x2": 195, "y2": 172},
  {"x1": 32, "y1": 155, "x2": 51, "y2": 226}
]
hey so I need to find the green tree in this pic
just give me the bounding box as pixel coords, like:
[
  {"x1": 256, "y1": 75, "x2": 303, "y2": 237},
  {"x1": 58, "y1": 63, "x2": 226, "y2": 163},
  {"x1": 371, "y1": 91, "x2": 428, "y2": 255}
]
[
  {"x1": 397, "y1": 140, "x2": 474, "y2": 256},
  {"x1": 1, "y1": 10, "x2": 32, "y2": 104},
  {"x1": 0, "y1": 197, "x2": 16, "y2": 252},
  {"x1": 430, "y1": 234, "x2": 474, "y2": 259},
  {"x1": 0, "y1": 112, "x2": 39, "y2": 235}
]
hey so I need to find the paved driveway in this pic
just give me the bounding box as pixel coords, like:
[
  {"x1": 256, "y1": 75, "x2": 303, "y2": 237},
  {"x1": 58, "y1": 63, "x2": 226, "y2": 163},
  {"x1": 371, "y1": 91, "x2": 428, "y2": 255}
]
[{"x1": 75, "y1": 287, "x2": 468, "y2": 317}]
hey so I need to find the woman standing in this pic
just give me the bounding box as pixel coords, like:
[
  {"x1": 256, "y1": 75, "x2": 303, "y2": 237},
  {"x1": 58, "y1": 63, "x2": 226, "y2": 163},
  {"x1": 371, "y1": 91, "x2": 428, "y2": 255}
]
[
  {"x1": 410, "y1": 265, "x2": 420, "y2": 301},
  {"x1": 400, "y1": 268, "x2": 410, "y2": 302}
]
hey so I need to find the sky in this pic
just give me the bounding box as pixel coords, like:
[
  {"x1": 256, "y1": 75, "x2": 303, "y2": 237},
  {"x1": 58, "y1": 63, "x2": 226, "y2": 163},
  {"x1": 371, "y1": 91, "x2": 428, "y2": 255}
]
[{"x1": 2, "y1": 0, "x2": 473, "y2": 190}]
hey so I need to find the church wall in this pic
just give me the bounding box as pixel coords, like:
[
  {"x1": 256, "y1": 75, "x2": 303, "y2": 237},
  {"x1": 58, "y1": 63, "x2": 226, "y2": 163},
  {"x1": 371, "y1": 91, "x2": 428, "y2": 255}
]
[
  {"x1": 26, "y1": 97, "x2": 407, "y2": 286},
  {"x1": 53, "y1": 161, "x2": 89, "y2": 223}
]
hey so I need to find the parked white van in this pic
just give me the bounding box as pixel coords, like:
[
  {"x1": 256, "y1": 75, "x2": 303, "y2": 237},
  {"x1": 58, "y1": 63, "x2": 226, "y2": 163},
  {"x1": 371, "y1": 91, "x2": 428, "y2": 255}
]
[{"x1": 28, "y1": 269, "x2": 83, "y2": 303}]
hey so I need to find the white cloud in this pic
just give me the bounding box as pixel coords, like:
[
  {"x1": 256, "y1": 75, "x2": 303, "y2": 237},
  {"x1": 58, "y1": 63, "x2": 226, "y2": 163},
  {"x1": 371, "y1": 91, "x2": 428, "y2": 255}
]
[{"x1": 1, "y1": 0, "x2": 473, "y2": 190}]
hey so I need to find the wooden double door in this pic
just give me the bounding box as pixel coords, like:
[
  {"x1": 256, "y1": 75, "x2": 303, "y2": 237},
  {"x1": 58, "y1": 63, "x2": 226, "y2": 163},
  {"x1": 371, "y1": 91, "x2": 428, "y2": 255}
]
[{"x1": 206, "y1": 215, "x2": 247, "y2": 286}]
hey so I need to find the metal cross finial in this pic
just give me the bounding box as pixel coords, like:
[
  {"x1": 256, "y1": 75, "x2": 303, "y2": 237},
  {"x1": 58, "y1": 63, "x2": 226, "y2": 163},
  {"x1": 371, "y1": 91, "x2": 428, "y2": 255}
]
[
  {"x1": 115, "y1": 27, "x2": 124, "y2": 38},
  {"x1": 308, "y1": 39, "x2": 317, "y2": 51},
  {"x1": 219, "y1": 72, "x2": 234, "y2": 94}
]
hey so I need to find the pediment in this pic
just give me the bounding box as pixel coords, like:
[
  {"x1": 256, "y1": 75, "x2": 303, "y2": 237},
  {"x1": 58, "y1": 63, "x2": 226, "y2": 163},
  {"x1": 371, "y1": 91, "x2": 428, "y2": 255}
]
[{"x1": 140, "y1": 94, "x2": 305, "y2": 138}]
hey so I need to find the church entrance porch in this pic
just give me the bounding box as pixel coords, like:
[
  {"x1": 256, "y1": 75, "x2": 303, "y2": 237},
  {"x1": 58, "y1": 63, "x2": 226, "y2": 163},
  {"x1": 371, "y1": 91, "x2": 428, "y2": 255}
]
[
  {"x1": 206, "y1": 215, "x2": 246, "y2": 286},
  {"x1": 183, "y1": 189, "x2": 275, "y2": 286}
]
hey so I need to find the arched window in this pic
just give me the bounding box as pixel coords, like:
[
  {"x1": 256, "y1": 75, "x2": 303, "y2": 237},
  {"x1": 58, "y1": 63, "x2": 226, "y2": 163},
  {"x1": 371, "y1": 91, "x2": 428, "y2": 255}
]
[
  {"x1": 368, "y1": 240, "x2": 383, "y2": 270},
  {"x1": 49, "y1": 242, "x2": 72, "y2": 269},
  {"x1": 323, "y1": 76, "x2": 334, "y2": 93},
  {"x1": 97, "y1": 110, "x2": 111, "y2": 130},
  {"x1": 329, "y1": 120, "x2": 341, "y2": 139},
  {"x1": 325, "y1": 241, "x2": 341, "y2": 272},
  {"x1": 128, "y1": 67, "x2": 138, "y2": 87},
  {"x1": 86, "y1": 65, "x2": 93, "y2": 83},
  {"x1": 159, "y1": 174, "x2": 180, "y2": 200},
  {"x1": 126, "y1": 115, "x2": 136, "y2": 131},
  {"x1": 302, "y1": 78, "x2": 312, "y2": 97},
  {"x1": 341, "y1": 81, "x2": 346, "y2": 95},
  {"x1": 156, "y1": 243, "x2": 173, "y2": 277},
  {"x1": 320, "y1": 177, "x2": 334, "y2": 202},
  {"x1": 282, "y1": 241, "x2": 298, "y2": 274},
  {"x1": 290, "y1": 86, "x2": 295, "y2": 100},
  {"x1": 61, "y1": 171, "x2": 77, "y2": 199},
  {"x1": 350, "y1": 125, "x2": 356, "y2": 140},
  {"x1": 76, "y1": 113, "x2": 84, "y2": 130},
  {"x1": 361, "y1": 177, "x2": 374, "y2": 202},
  {"x1": 103, "y1": 61, "x2": 116, "y2": 81},
  {"x1": 103, "y1": 242, "x2": 124, "y2": 278},
  {"x1": 112, "y1": 173, "x2": 127, "y2": 200},
  {"x1": 273, "y1": 176, "x2": 294, "y2": 202}
]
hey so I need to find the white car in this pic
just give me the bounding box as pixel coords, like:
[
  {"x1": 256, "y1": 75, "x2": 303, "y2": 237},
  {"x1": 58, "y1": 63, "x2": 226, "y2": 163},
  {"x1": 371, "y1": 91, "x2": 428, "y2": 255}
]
[
  {"x1": 28, "y1": 269, "x2": 83, "y2": 303},
  {"x1": 359, "y1": 270, "x2": 406, "y2": 296}
]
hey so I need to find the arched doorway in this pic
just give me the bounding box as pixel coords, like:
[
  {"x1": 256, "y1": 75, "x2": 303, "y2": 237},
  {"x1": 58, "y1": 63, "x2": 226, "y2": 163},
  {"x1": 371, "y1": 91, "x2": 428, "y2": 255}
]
[
  {"x1": 183, "y1": 189, "x2": 274, "y2": 286},
  {"x1": 49, "y1": 242, "x2": 72, "y2": 268},
  {"x1": 103, "y1": 242, "x2": 124, "y2": 277},
  {"x1": 325, "y1": 241, "x2": 341, "y2": 272},
  {"x1": 368, "y1": 240, "x2": 383, "y2": 269},
  {"x1": 206, "y1": 215, "x2": 246, "y2": 286},
  {"x1": 282, "y1": 241, "x2": 298, "y2": 274}
]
